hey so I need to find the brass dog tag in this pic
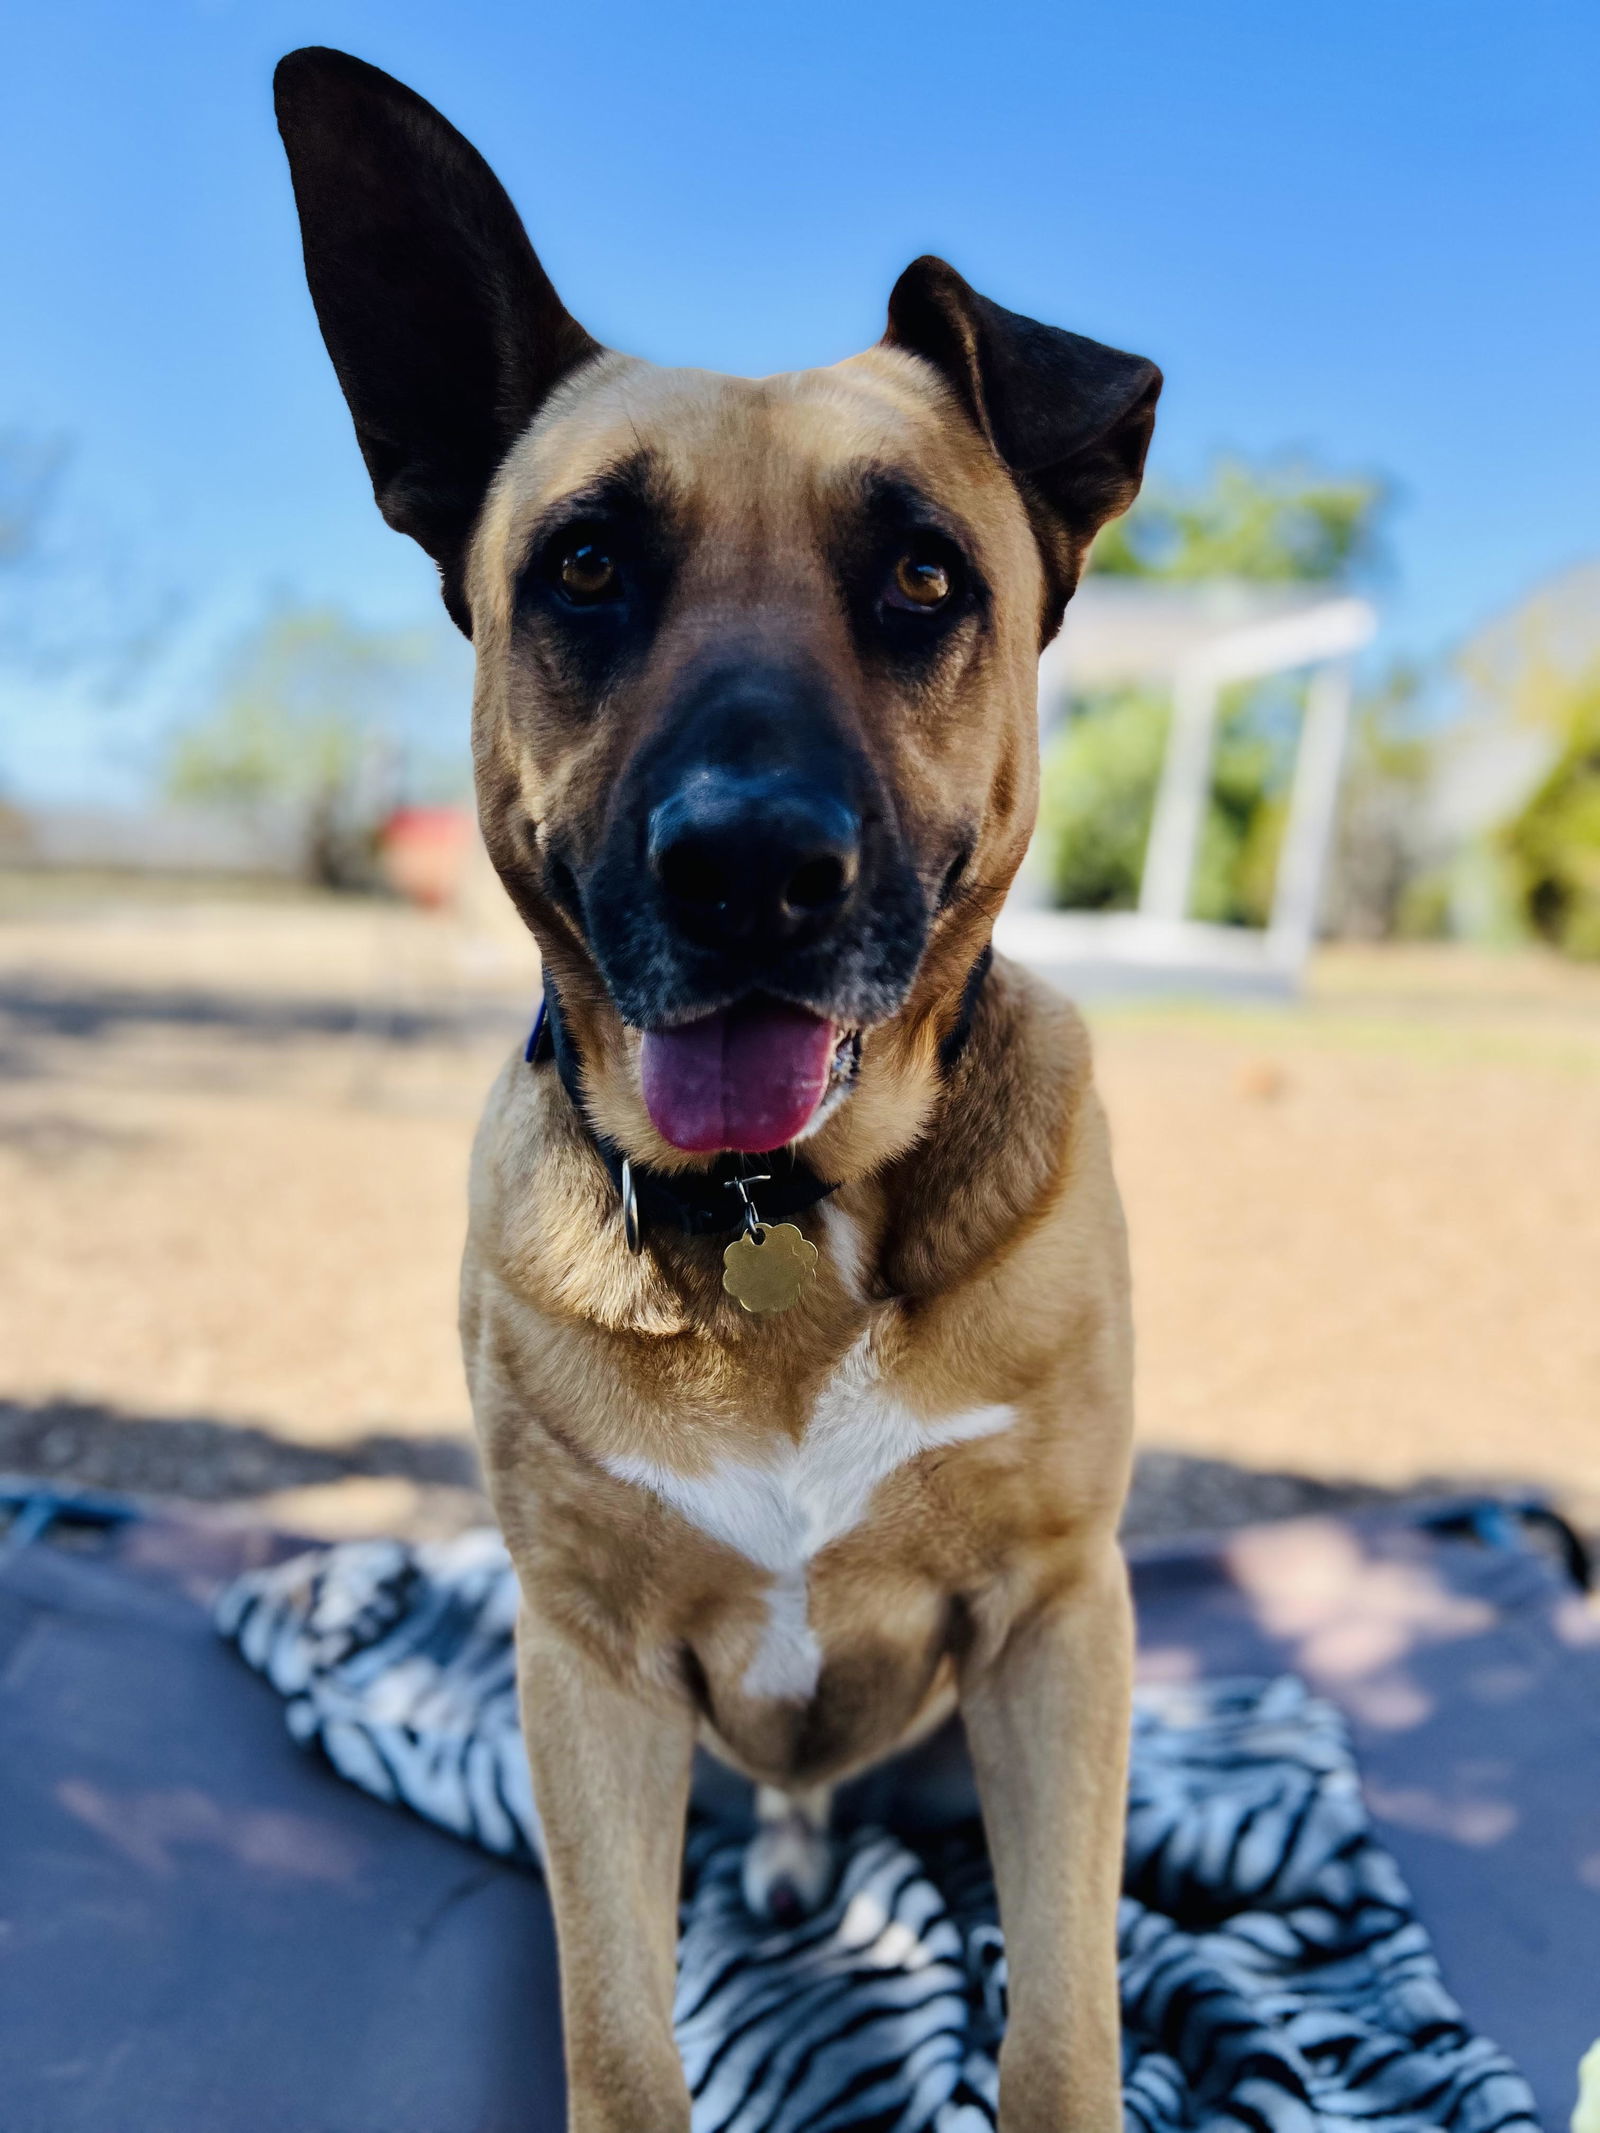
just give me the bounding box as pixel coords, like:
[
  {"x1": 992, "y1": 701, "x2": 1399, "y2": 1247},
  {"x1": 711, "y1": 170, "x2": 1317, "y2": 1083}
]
[{"x1": 722, "y1": 1222, "x2": 818, "y2": 1314}]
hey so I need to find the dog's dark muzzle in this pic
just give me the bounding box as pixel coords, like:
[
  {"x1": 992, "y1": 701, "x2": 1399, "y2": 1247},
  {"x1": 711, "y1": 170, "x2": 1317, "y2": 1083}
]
[
  {"x1": 577, "y1": 662, "x2": 930, "y2": 1030},
  {"x1": 647, "y1": 773, "x2": 861, "y2": 956}
]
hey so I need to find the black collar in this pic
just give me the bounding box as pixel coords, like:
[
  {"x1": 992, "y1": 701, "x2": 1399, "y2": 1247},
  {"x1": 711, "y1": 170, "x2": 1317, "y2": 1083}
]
[
  {"x1": 527, "y1": 986, "x2": 838, "y2": 1240},
  {"x1": 525, "y1": 949, "x2": 990, "y2": 1246}
]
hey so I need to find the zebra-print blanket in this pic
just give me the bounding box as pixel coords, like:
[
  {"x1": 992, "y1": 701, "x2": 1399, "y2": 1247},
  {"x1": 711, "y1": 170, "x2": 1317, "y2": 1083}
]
[{"x1": 218, "y1": 1531, "x2": 1537, "y2": 2133}]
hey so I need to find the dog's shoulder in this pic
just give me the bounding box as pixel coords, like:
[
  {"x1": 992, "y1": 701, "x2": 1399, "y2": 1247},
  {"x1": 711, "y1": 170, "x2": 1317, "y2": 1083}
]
[{"x1": 873, "y1": 952, "x2": 1105, "y2": 1291}]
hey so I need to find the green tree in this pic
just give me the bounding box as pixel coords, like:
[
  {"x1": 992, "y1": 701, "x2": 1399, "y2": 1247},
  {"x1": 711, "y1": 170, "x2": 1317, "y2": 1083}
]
[
  {"x1": 1501, "y1": 665, "x2": 1600, "y2": 959},
  {"x1": 1039, "y1": 689, "x2": 1167, "y2": 911},
  {"x1": 166, "y1": 603, "x2": 440, "y2": 888},
  {"x1": 1039, "y1": 684, "x2": 1289, "y2": 926},
  {"x1": 1091, "y1": 456, "x2": 1387, "y2": 584},
  {"x1": 1323, "y1": 662, "x2": 1436, "y2": 939},
  {"x1": 1438, "y1": 562, "x2": 1600, "y2": 951},
  {"x1": 1043, "y1": 455, "x2": 1392, "y2": 921}
]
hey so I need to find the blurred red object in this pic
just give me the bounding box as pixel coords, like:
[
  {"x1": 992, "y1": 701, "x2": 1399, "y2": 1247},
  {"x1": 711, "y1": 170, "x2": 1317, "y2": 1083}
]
[{"x1": 378, "y1": 806, "x2": 473, "y2": 909}]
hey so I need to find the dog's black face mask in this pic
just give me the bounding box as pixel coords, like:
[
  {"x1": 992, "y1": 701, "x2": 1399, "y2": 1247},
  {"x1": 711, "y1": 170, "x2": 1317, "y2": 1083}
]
[
  {"x1": 511, "y1": 457, "x2": 979, "y2": 1038},
  {"x1": 500, "y1": 445, "x2": 983, "y2": 1151},
  {"x1": 575, "y1": 651, "x2": 931, "y2": 1151},
  {"x1": 577, "y1": 656, "x2": 931, "y2": 1033},
  {"x1": 274, "y1": 45, "x2": 1159, "y2": 1154}
]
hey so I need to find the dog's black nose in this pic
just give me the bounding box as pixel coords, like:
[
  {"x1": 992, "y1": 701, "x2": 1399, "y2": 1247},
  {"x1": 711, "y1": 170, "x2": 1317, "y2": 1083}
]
[{"x1": 648, "y1": 772, "x2": 861, "y2": 950}]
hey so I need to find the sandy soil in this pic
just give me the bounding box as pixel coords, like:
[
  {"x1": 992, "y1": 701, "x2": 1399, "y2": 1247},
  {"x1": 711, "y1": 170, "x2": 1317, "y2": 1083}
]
[
  {"x1": 1098, "y1": 953, "x2": 1600, "y2": 1515},
  {"x1": 2, "y1": 874, "x2": 1596, "y2": 1533}
]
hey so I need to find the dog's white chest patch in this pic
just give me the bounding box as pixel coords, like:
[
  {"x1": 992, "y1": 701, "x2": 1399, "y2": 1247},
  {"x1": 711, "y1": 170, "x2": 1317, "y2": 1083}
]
[{"x1": 604, "y1": 1338, "x2": 1014, "y2": 1700}]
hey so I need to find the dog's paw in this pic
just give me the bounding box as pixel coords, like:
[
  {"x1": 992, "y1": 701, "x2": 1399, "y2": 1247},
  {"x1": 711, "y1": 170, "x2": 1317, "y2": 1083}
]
[{"x1": 740, "y1": 1809, "x2": 834, "y2": 1926}]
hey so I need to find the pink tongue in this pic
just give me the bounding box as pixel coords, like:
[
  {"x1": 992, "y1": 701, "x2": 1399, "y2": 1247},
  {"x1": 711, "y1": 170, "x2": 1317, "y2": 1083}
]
[{"x1": 640, "y1": 1002, "x2": 837, "y2": 1154}]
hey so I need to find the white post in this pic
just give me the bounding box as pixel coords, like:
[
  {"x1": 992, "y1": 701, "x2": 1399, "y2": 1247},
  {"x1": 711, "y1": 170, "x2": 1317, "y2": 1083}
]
[
  {"x1": 1139, "y1": 662, "x2": 1218, "y2": 922},
  {"x1": 1268, "y1": 658, "x2": 1354, "y2": 968}
]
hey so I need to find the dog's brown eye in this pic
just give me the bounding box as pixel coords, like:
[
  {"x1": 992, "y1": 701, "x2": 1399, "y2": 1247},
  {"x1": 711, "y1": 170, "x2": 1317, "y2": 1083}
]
[
  {"x1": 886, "y1": 547, "x2": 953, "y2": 611},
  {"x1": 555, "y1": 539, "x2": 619, "y2": 603}
]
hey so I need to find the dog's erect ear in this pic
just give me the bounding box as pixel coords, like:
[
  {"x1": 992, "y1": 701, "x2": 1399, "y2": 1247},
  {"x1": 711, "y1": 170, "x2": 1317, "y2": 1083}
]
[
  {"x1": 274, "y1": 48, "x2": 600, "y2": 632},
  {"x1": 884, "y1": 256, "x2": 1161, "y2": 637}
]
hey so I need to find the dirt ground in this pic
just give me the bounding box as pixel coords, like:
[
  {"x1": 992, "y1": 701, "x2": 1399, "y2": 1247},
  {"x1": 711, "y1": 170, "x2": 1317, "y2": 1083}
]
[{"x1": 2, "y1": 870, "x2": 1597, "y2": 1538}]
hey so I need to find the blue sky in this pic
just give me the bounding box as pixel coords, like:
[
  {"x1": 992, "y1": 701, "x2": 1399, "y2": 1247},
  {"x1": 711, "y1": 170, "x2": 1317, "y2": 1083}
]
[{"x1": 2, "y1": 0, "x2": 1596, "y2": 803}]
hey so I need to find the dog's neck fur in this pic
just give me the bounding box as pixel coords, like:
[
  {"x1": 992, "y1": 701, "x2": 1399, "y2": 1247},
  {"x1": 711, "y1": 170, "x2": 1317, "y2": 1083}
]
[
  {"x1": 492, "y1": 942, "x2": 1086, "y2": 1346},
  {"x1": 524, "y1": 856, "x2": 1011, "y2": 1171},
  {"x1": 533, "y1": 939, "x2": 993, "y2": 1227},
  {"x1": 530, "y1": 979, "x2": 840, "y2": 1237}
]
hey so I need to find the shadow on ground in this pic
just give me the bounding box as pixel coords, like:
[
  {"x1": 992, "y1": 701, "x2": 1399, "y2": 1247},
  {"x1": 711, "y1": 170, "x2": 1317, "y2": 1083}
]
[
  {"x1": 1123, "y1": 1451, "x2": 1404, "y2": 1540},
  {"x1": 0, "y1": 1394, "x2": 1455, "y2": 1542},
  {"x1": 0, "y1": 1396, "x2": 483, "y2": 1503},
  {"x1": 0, "y1": 972, "x2": 522, "y2": 1068}
]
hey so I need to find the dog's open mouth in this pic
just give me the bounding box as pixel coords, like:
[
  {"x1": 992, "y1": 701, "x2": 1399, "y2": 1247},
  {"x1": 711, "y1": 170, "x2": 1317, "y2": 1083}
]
[{"x1": 640, "y1": 1001, "x2": 860, "y2": 1154}]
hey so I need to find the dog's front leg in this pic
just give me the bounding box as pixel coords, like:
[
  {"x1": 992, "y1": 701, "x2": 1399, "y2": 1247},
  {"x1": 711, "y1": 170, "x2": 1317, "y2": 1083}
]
[
  {"x1": 960, "y1": 1546, "x2": 1133, "y2": 2133},
  {"x1": 518, "y1": 1612, "x2": 697, "y2": 2133}
]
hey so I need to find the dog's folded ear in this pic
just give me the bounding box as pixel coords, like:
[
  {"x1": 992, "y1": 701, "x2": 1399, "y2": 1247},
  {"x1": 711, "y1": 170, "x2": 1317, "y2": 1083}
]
[
  {"x1": 884, "y1": 256, "x2": 1161, "y2": 637},
  {"x1": 274, "y1": 48, "x2": 600, "y2": 632}
]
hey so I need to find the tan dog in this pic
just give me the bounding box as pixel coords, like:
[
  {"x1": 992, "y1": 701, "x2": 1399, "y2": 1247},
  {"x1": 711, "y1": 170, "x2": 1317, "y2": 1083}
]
[{"x1": 276, "y1": 47, "x2": 1160, "y2": 2133}]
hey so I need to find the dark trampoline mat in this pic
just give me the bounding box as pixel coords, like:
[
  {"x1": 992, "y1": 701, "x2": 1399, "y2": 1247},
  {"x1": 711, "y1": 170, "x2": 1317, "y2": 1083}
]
[{"x1": 1, "y1": 1493, "x2": 1595, "y2": 2131}]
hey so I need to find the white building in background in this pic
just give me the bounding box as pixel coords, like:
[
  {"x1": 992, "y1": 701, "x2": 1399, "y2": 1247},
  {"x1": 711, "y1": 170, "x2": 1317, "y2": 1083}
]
[{"x1": 999, "y1": 579, "x2": 1376, "y2": 999}]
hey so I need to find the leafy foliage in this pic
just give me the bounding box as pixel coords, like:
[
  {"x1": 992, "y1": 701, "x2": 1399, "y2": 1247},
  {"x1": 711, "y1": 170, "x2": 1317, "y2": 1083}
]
[
  {"x1": 1501, "y1": 666, "x2": 1600, "y2": 958},
  {"x1": 1323, "y1": 663, "x2": 1437, "y2": 940},
  {"x1": 1044, "y1": 457, "x2": 1391, "y2": 920},
  {"x1": 1092, "y1": 456, "x2": 1387, "y2": 584},
  {"x1": 1038, "y1": 689, "x2": 1167, "y2": 911},
  {"x1": 1039, "y1": 686, "x2": 1290, "y2": 926},
  {"x1": 166, "y1": 604, "x2": 444, "y2": 888}
]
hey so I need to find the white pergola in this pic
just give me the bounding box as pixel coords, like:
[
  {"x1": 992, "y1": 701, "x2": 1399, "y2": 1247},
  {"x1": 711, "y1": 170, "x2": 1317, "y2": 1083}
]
[{"x1": 997, "y1": 581, "x2": 1376, "y2": 998}]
